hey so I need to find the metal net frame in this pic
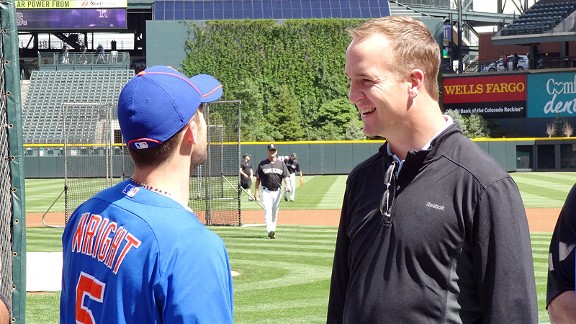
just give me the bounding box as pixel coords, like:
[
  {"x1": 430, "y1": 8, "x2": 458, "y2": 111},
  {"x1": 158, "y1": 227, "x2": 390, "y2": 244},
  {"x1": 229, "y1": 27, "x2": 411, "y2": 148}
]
[{"x1": 189, "y1": 100, "x2": 242, "y2": 226}]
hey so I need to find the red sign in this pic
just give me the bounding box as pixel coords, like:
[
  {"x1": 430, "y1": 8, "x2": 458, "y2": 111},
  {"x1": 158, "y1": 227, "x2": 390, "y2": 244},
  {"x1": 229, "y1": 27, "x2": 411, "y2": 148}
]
[{"x1": 443, "y1": 74, "x2": 527, "y2": 104}]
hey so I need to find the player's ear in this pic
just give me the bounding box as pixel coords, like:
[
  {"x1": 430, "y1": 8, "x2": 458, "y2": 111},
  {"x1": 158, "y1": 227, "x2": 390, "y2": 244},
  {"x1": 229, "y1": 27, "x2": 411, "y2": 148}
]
[
  {"x1": 408, "y1": 69, "x2": 424, "y2": 98},
  {"x1": 184, "y1": 121, "x2": 196, "y2": 144}
]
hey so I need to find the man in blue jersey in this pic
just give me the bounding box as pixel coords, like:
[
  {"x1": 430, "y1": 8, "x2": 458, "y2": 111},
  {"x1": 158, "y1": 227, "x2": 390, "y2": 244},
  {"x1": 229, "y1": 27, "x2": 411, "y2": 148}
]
[{"x1": 60, "y1": 66, "x2": 234, "y2": 323}]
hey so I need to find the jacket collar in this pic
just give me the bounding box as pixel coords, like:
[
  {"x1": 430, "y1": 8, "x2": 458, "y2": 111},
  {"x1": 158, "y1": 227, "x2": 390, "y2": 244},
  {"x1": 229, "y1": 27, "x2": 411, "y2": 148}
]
[{"x1": 379, "y1": 123, "x2": 464, "y2": 182}]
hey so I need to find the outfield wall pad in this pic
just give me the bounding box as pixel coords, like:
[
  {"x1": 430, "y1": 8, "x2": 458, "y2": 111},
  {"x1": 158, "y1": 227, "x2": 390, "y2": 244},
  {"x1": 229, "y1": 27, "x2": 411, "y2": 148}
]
[{"x1": 22, "y1": 138, "x2": 576, "y2": 177}]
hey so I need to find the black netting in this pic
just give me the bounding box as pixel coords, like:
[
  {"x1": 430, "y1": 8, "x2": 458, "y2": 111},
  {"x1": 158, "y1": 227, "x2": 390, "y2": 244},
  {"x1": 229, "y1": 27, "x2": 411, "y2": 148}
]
[{"x1": 189, "y1": 101, "x2": 241, "y2": 225}]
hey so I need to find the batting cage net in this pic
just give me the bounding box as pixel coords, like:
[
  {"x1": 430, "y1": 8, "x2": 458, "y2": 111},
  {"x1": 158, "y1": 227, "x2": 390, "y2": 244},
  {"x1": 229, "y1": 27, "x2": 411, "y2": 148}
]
[
  {"x1": 60, "y1": 100, "x2": 242, "y2": 226},
  {"x1": 63, "y1": 102, "x2": 127, "y2": 222},
  {"x1": 190, "y1": 100, "x2": 242, "y2": 226},
  {"x1": 1, "y1": 2, "x2": 26, "y2": 321}
]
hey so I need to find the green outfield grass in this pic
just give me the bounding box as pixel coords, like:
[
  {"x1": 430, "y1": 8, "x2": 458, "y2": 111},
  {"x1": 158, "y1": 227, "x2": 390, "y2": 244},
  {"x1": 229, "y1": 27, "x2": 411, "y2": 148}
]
[
  {"x1": 532, "y1": 232, "x2": 552, "y2": 323},
  {"x1": 24, "y1": 172, "x2": 576, "y2": 323},
  {"x1": 24, "y1": 226, "x2": 555, "y2": 323}
]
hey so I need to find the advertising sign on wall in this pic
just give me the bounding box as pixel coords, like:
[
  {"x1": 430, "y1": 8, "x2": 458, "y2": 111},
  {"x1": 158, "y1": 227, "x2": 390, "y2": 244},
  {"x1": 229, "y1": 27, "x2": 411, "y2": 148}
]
[
  {"x1": 527, "y1": 72, "x2": 576, "y2": 118},
  {"x1": 16, "y1": 8, "x2": 127, "y2": 30},
  {"x1": 442, "y1": 74, "x2": 527, "y2": 118},
  {"x1": 16, "y1": 1, "x2": 127, "y2": 9}
]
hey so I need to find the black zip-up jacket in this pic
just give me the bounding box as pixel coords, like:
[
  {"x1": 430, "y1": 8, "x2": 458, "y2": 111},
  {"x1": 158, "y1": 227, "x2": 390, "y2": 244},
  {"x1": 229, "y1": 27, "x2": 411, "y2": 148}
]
[
  {"x1": 547, "y1": 183, "x2": 576, "y2": 306},
  {"x1": 327, "y1": 124, "x2": 538, "y2": 323}
]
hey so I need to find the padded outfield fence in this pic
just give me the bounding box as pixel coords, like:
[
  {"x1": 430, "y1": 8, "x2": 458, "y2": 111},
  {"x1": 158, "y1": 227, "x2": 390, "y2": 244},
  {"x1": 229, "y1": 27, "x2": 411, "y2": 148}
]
[
  {"x1": 0, "y1": 2, "x2": 26, "y2": 323},
  {"x1": 0, "y1": 39, "x2": 12, "y2": 324}
]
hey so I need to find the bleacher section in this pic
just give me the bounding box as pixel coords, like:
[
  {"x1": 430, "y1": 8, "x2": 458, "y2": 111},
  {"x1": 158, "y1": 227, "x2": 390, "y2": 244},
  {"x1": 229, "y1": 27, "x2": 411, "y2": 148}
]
[
  {"x1": 23, "y1": 70, "x2": 134, "y2": 144},
  {"x1": 500, "y1": 0, "x2": 576, "y2": 36}
]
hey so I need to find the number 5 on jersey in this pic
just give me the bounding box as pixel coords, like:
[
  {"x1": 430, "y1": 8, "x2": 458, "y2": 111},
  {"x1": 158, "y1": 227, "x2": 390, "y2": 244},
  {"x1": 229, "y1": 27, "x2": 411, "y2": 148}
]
[{"x1": 76, "y1": 272, "x2": 106, "y2": 324}]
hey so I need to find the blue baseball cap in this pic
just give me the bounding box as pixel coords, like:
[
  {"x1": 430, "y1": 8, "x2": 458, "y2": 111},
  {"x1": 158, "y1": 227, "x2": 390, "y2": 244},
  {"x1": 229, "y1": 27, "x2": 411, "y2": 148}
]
[{"x1": 118, "y1": 65, "x2": 223, "y2": 150}]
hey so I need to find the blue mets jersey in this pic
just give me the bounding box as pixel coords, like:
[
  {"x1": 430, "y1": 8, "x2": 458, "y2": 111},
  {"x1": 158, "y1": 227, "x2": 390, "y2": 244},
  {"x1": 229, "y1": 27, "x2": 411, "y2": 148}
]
[{"x1": 60, "y1": 180, "x2": 234, "y2": 323}]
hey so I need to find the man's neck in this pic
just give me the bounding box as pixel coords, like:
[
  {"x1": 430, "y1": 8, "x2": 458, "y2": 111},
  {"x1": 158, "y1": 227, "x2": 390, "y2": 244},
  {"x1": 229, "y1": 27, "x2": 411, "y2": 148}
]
[
  {"x1": 387, "y1": 103, "x2": 447, "y2": 160},
  {"x1": 132, "y1": 162, "x2": 190, "y2": 206}
]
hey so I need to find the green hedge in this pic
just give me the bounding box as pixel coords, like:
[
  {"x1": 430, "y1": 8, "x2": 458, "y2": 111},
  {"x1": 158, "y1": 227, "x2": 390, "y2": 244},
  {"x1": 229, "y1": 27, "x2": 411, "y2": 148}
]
[{"x1": 181, "y1": 19, "x2": 365, "y2": 141}]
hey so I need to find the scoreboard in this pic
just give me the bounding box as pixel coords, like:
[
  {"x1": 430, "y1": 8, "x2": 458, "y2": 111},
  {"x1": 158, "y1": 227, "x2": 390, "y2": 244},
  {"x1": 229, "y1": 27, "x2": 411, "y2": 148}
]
[{"x1": 16, "y1": 0, "x2": 127, "y2": 30}]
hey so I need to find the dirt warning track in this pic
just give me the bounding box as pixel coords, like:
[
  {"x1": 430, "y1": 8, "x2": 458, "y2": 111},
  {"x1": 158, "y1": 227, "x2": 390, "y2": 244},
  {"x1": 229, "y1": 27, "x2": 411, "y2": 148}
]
[{"x1": 27, "y1": 208, "x2": 560, "y2": 232}]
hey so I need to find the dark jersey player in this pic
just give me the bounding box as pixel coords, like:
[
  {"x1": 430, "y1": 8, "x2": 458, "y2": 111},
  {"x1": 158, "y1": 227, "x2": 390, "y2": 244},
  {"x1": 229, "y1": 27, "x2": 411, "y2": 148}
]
[
  {"x1": 283, "y1": 153, "x2": 303, "y2": 202},
  {"x1": 254, "y1": 144, "x2": 290, "y2": 239},
  {"x1": 240, "y1": 153, "x2": 254, "y2": 200}
]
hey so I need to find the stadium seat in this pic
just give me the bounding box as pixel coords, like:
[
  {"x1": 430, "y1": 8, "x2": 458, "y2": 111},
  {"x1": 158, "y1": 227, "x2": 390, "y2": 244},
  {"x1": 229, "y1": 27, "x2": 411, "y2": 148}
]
[
  {"x1": 499, "y1": 0, "x2": 576, "y2": 36},
  {"x1": 23, "y1": 70, "x2": 134, "y2": 144}
]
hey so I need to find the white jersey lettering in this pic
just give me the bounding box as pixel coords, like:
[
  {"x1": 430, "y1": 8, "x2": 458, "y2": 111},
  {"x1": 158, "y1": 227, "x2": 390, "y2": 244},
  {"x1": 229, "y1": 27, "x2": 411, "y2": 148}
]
[
  {"x1": 262, "y1": 167, "x2": 285, "y2": 175},
  {"x1": 71, "y1": 213, "x2": 142, "y2": 274}
]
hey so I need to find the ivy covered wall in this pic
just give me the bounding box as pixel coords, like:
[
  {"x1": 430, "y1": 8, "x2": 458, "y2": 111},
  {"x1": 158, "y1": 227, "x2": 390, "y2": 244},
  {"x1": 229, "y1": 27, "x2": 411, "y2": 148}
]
[
  {"x1": 147, "y1": 18, "x2": 444, "y2": 141},
  {"x1": 181, "y1": 19, "x2": 365, "y2": 141}
]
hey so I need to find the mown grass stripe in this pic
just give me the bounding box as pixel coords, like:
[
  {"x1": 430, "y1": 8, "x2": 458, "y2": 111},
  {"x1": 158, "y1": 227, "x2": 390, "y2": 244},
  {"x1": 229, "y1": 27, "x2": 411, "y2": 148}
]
[
  {"x1": 313, "y1": 175, "x2": 346, "y2": 209},
  {"x1": 513, "y1": 178, "x2": 574, "y2": 196},
  {"x1": 516, "y1": 190, "x2": 569, "y2": 208},
  {"x1": 512, "y1": 172, "x2": 576, "y2": 184},
  {"x1": 235, "y1": 297, "x2": 328, "y2": 312},
  {"x1": 231, "y1": 259, "x2": 330, "y2": 290},
  {"x1": 513, "y1": 177, "x2": 576, "y2": 192},
  {"x1": 226, "y1": 243, "x2": 336, "y2": 253}
]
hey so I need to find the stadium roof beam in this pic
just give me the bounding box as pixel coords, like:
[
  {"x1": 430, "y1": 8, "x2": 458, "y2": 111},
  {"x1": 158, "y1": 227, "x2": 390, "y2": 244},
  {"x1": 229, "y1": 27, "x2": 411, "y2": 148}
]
[
  {"x1": 408, "y1": 7, "x2": 515, "y2": 28},
  {"x1": 498, "y1": 0, "x2": 533, "y2": 15},
  {"x1": 128, "y1": 0, "x2": 154, "y2": 10},
  {"x1": 492, "y1": 32, "x2": 576, "y2": 46}
]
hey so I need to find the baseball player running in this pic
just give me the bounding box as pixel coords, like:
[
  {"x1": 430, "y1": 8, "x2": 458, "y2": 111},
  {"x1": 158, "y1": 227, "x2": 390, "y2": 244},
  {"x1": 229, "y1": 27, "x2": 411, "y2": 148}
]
[
  {"x1": 60, "y1": 66, "x2": 234, "y2": 323},
  {"x1": 254, "y1": 144, "x2": 291, "y2": 239}
]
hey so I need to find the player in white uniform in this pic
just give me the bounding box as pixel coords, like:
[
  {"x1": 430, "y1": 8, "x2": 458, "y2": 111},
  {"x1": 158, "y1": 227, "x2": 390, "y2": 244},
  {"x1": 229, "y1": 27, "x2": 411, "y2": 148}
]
[
  {"x1": 254, "y1": 144, "x2": 291, "y2": 239},
  {"x1": 283, "y1": 153, "x2": 303, "y2": 202}
]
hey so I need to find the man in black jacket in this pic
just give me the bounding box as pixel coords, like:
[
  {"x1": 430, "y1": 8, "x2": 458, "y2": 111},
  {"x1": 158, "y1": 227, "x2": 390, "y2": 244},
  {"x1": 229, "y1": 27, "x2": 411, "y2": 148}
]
[
  {"x1": 327, "y1": 16, "x2": 537, "y2": 323},
  {"x1": 547, "y1": 183, "x2": 576, "y2": 323}
]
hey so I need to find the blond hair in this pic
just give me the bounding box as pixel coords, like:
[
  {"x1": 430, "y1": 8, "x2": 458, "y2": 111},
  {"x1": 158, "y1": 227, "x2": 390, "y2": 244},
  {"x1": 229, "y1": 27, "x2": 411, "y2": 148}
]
[{"x1": 348, "y1": 16, "x2": 440, "y2": 101}]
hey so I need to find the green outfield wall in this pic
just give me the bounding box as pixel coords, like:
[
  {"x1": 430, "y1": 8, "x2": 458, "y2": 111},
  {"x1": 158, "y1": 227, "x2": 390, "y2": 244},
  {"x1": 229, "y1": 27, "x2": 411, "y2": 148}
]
[{"x1": 22, "y1": 138, "x2": 576, "y2": 178}]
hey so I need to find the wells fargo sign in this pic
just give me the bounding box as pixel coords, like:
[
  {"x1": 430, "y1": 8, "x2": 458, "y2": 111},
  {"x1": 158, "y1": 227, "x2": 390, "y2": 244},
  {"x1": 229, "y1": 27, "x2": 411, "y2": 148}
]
[{"x1": 442, "y1": 74, "x2": 527, "y2": 118}]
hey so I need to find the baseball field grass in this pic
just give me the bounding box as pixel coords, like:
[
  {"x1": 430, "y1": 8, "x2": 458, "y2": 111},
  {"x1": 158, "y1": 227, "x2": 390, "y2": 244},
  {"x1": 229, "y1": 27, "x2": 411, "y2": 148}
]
[{"x1": 24, "y1": 172, "x2": 576, "y2": 323}]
